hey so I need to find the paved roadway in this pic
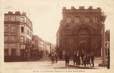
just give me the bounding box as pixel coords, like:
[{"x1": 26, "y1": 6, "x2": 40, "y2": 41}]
[
  {"x1": 2, "y1": 58, "x2": 106, "y2": 69},
  {"x1": 2, "y1": 58, "x2": 108, "y2": 73}
]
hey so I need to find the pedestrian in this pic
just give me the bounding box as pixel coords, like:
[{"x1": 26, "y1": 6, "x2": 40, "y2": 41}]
[
  {"x1": 65, "y1": 53, "x2": 70, "y2": 66},
  {"x1": 50, "y1": 53, "x2": 55, "y2": 64},
  {"x1": 80, "y1": 49, "x2": 84, "y2": 65},
  {"x1": 83, "y1": 54, "x2": 87, "y2": 67},
  {"x1": 55, "y1": 53, "x2": 58, "y2": 63},
  {"x1": 73, "y1": 53, "x2": 77, "y2": 65},
  {"x1": 86, "y1": 54, "x2": 91, "y2": 67},
  {"x1": 77, "y1": 51, "x2": 80, "y2": 66},
  {"x1": 90, "y1": 52, "x2": 95, "y2": 67}
]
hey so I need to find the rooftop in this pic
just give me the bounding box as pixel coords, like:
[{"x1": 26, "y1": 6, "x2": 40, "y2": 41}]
[{"x1": 63, "y1": 6, "x2": 102, "y2": 13}]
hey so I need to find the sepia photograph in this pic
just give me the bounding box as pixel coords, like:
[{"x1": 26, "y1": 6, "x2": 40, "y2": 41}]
[{"x1": 0, "y1": 0, "x2": 114, "y2": 73}]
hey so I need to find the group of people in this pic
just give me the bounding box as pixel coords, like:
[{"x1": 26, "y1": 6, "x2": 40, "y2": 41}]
[
  {"x1": 64, "y1": 50, "x2": 95, "y2": 67},
  {"x1": 49, "y1": 52, "x2": 58, "y2": 64},
  {"x1": 49, "y1": 50, "x2": 95, "y2": 68}
]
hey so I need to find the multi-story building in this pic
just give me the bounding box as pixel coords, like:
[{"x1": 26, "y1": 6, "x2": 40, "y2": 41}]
[
  {"x1": 4, "y1": 11, "x2": 33, "y2": 61},
  {"x1": 32, "y1": 35, "x2": 46, "y2": 59},
  {"x1": 32, "y1": 35, "x2": 54, "y2": 59},
  {"x1": 41, "y1": 41, "x2": 55, "y2": 59},
  {"x1": 56, "y1": 6, "x2": 106, "y2": 59},
  {"x1": 31, "y1": 35, "x2": 39, "y2": 60}
]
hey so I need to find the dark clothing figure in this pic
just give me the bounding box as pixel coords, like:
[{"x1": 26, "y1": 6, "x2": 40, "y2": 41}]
[
  {"x1": 86, "y1": 55, "x2": 91, "y2": 66},
  {"x1": 55, "y1": 53, "x2": 58, "y2": 63},
  {"x1": 90, "y1": 54, "x2": 94, "y2": 67},
  {"x1": 76, "y1": 50, "x2": 80, "y2": 65},
  {"x1": 73, "y1": 54, "x2": 78, "y2": 65},
  {"x1": 77, "y1": 56, "x2": 80, "y2": 65},
  {"x1": 81, "y1": 54, "x2": 84, "y2": 65},
  {"x1": 51, "y1": 54, "x2": 55, "y2": 64},
  {"x1": 73, "y1": 55, "x2": 76, "y2": 65},
  {"x1": 83, "y1": 54, "x2": 91, "y2": 67},
  {"x1": 65, "y1": 54, "x2": 70, "y2": 66},
  {"x1": 50, "y1": 53, "x2": 58, "y2": 64},
  {"x1": 83, "y1": 55, "x2": 87, "y2": 67}
]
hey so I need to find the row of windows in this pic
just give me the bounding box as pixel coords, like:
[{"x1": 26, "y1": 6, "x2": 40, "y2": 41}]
[
  {"x1": 64, "y1": 16, "x2": 99, "y2": 24},
  {"x1": 4, "y1": 15, "x2": 32, "y2": 29},
  {"x1": 5, "y1": 49, "x2": 34, "y2": 56},
  {"x1": 4, "y1": 15, "x2": 26, "y2": 22},
  {"x1": 4, "y1": 24, "x2": 17, "y2": 33},
  {"x1": 4, "y1": 24, "x2": 32, "y2": 35},
  {"x1": 4, "y1": 36, "x2": 17, "y2": 42}
]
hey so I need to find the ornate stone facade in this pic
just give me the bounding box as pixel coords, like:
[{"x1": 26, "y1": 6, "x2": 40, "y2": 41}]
[{"x1": 56, "y1": 6, "x2": 106, "y2": 58}]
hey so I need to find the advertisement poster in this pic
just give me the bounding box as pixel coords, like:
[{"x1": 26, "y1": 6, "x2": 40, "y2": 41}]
[{"x1": 0, "y1": 0, "x2": 114, "y2": 73}]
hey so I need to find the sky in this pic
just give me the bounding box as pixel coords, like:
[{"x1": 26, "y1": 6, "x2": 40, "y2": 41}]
[{"x1": 1, "y1": 0, "x2": 114, "y2": 44}]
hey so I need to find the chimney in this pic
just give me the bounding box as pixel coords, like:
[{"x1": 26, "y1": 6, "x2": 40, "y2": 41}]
[
  {"x1": 8, "y1": 11, "x2": 13, "y2": 14},
  {"x1": 15, "y1": 11, "x2": 21, "y2": 15},
  {"x1": 71, "y1": 6, "x2": 75, "y2": 10},
  {"x1": 79, "y1": 6, "x2": 84, "y2": 9},
  {"x1": 88, "y1": 6, "x2": 93, "y2": 9}
]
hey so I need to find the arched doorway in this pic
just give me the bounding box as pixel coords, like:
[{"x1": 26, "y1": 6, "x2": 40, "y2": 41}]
[{"x1": 77, "y1": 28, "x2": 91, "y2": 54}]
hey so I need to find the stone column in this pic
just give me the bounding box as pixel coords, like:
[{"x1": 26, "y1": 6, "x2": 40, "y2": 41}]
[{"x1": 99, "y1": 24, "x2": 107, "y2": 67}]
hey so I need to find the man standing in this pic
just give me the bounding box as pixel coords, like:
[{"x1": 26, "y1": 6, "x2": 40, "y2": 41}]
[
  {"x1": 90, "y1": 52, "x2": 95, "y2": 67},
  {"x1": 65, "y1": 53, "x2": 70, "y2": 66},
  {"x1": 73, "y1": 52, "x2": 77, "y2": 65}
]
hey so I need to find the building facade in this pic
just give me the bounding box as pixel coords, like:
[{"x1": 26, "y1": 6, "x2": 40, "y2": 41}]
[
  {"x1": 32, "y1": 35, "x2": 55, "y2": 59},
  {"x1": 56, "y1": 6, "x2": 106, "y2": 59},
  {"x1": 4, "y1": 11, "x2": 33, "y2": 61},
  {"x1": 31, "y1": 35, "x2": 40, "y2": 60}
]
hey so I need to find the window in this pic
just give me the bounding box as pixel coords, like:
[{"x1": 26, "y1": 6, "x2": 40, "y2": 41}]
[
  {"x1": 11, "y1": 25, "x2": 16, "y2": 33},
  {"x1": 10, "y1": 16, "x2": 15, "y2": 21},
  {"x1": 20, "y1": 17, "x2": 25, "y2": 22},
  {"x1": 20, "y1": 37, "x2": 24, "y2": 43},
  {"x1": 66, "y1": 17, "x2": 71, "y2": 23},
  {"x1": 4, "y1": 25, "x2": 9, "y2": 32},
  {"x1": 15, "y1": 16, "x2": 20, "y2": 21},
  {"x1": 84, "y1": 17, "x2": 90, "y2": 23},
  {"x1": 74, "y1": 17, "x2": 80, "y2": 23},
  {"x1": 21, "y1": 26, "x2": 24, "y2": 33},
  {"x1": 4, "y1": 16, "x2": 9, "y2": 21},
  {"x1": 4, "y1": 36, "x2": 8, "y2": 42},
  {"x1": 21, "y1": 44, "x2": 25, "y2": 49},
  {"x1": 20, "y1": 49, "x2": 25, "y2": 57},
  {"x1": 9, "y1": 36, "x2": 16, "y2": 42},
  {"x1": 11, "y1": 49, "x2": 16, "y2": 56},
  {"x1": 93, "y1": 17, "x2": 98, "y2": 23},
  {"x1": 5, "y1": 49, "x2": 9, "y2": 56}
]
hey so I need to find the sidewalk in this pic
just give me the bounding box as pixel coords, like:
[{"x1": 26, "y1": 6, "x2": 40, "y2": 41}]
[{"x1": 52, "y1": 58, "x2": 107, "y2": 69}]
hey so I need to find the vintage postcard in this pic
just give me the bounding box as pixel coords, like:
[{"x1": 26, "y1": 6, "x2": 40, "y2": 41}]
[{"x1": 0, "y1": 0, "x2": 114, "y2": 73}]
